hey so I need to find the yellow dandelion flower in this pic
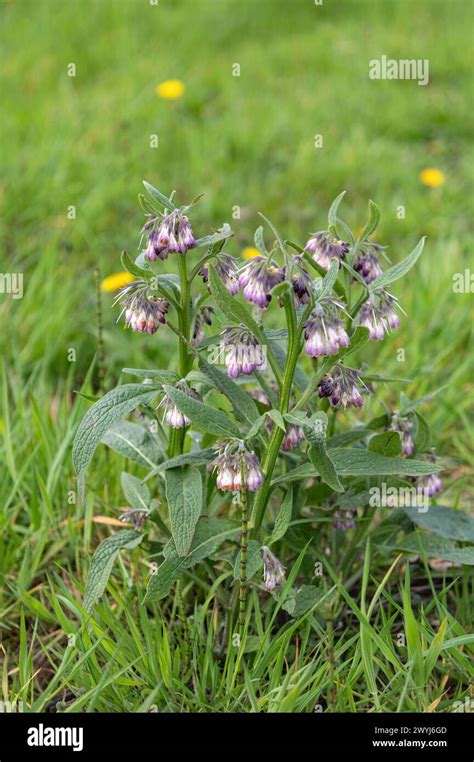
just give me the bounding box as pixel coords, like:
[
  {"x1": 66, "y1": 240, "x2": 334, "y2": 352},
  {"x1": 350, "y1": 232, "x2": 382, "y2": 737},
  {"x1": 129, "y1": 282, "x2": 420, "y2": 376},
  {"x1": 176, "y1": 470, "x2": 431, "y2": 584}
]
[
  {"x1": 242, "y1": 246, "x2": 261, "y2": 260},
  {"x1": 419, "y1": 168, "x2": 445, "y2": 188},
  {"x1": 156, "y1": 80, "x2": 185, "y2": 100},
  {"x1": 101, "y1": 272, "x2": 135, "y2": 293}
]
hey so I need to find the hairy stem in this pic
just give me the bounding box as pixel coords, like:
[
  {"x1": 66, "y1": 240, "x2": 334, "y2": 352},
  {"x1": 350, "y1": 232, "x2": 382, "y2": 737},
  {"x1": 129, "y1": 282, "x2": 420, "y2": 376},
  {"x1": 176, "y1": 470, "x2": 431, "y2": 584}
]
[
  {"x1": 238, "y1": 454, "x2": 248, "y2": 637},
  {"x1": 251, "y1": 294, "x2": 301, "y2": 535}
]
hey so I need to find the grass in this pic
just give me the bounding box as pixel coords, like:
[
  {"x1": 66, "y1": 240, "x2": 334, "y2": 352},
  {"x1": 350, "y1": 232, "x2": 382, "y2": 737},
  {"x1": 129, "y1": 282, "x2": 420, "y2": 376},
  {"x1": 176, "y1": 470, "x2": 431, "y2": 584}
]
[{"x1": 0, "y1": 0, "x2": 473, "y2": 713}]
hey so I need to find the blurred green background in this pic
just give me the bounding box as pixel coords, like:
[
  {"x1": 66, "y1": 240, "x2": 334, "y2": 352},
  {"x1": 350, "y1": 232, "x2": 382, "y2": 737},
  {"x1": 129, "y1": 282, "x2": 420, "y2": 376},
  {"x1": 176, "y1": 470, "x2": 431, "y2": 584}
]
[{"x1": 0, "y1": 0, "x2": 472, "y2": 465}]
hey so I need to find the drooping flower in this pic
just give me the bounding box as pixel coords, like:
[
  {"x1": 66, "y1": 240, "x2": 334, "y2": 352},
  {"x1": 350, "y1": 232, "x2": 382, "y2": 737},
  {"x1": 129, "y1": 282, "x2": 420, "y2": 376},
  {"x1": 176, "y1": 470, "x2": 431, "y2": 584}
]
[
  {"x1": 262, "y1": 546, "x2": 286, "y2": 591},
  {"x1": 192, "y1": 306, "x2": 215, "y2": 345},
  {"x1": 359, "y1": 290, "x2": 400, "y2": 340},
  {"x1": 416, "y1": 472, "x2": 443, "y2": 498},
  {"x1": 208, "y1": 442, "x2": 264, "y2": 493},
  {"x1": 318, "y1": 364, "x2": 368, "y2": 408},
  {"x1": 222, "y1": 326, "x2": 266, "y2": 378},
  {"x1": 353, "y1": 242, "x2": 384, "y2": 284},
  {"x1": 116, "y1": 281, "x2": 169, "y2": 335},
  {"x1": 305, "y1": 231, "x2": 349, "y2": 271},
  {"x1": 303, "y1": 298, "x2": 349, "y2": 357},
  {"x1": 238, "y1": 256, "x2": 285, "y2": 309},
  {"x1": 281, "y1": 424, "x2": 305, "y2": 451},
  {"x1": 199, "y1": 252, "x2": 240, "y2": 295},
  {"x1": 144, "y1": 209, "x2": 195, "y2": 261},
  {"x1": 388, "y1": 416, "x2": 414, "y2": 455},
  {"x1": 161, "y1": 384, "x2": 202, "y2": 429},
  {"x1": 119, "y1": 508, "x2": 149, "y2": 531},
  {"x1": 332, "y1": 508, "x2": 358, "y2": 529},
  {"x1": 291, "y1": 257, "x2": 313, "y2": 305}
]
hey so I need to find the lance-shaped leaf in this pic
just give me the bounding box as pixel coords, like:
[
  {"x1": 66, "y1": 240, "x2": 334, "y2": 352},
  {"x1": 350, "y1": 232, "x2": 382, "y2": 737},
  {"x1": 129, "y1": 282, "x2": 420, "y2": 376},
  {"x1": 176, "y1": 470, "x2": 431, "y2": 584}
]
[
  {"x1": 73, "y1": 384, "x2": 160, "y2": 501},
  {"x1": 198, "y1": 354, "x2": 258, "y2": 429},
  {"x1": 162, "y1": 385, "x2": 240, "y2": 438},
  {"x1": 403, "y1": 505, "x2": 474, "y2": 544},
  {"x1": 302, "y1": 412, "x2": 344, "y2": 492},
  {"x1": 194, "y1": 223, "x2": 233, "y2": 249},
  {"x1": 122, "y1": 368, "x2": 180, "y2": 384},
  {"x1": 121, "y1": 472, "x2": 150, "y2": 511},
  {"x1": 357, "y1": 199, "x2": 380, "y2": 242},
  {"x1": 327, "y1": 190, "x2": 347, "y2": 233},
  {"x1": 144, "y1": 518, "x2": 240, "y2": 601},
  {"x1": 101, "y1": 421, "x2": 163, "y2": 469},
  {"x1": 272, "y1": 448, "x2": 443, "y2": 486},
  {"x1": 269, "y1": 486, "x2": 294, "y2": 544},
  {"x1": 143, "y1": 448, "x2": 215, "y2": 482},
  {"x1": 120, "y1": 250, "x2": 151, "y2": 281},
  {"x1": 370, "y1": 237, "x2": 426, "y2": 290},
  {"x1": 208, "y1": 263, "x2": 263, "y2": 342},
  {"x1": 143, "y1": 180, "x2": 176, "y2": 210},
  {"x1": 414, "y1": 412, "x2": 431, "y2": 453},
  {"x1": 84, "y1": 530, "x2": 143, "y2": 613},
  {"x1": 165, "y1": 466, "x2": 202, "y2": 557}
]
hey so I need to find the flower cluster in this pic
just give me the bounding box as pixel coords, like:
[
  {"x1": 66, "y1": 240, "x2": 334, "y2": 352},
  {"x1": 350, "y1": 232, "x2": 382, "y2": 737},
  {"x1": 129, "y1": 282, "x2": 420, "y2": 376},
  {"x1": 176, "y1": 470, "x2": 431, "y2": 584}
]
[
  {"x1": 116, "y1": 281, "x2": 169, "y2": 335},
  {"x1": 161, "y1": 384, "x2": 202, "y2": 429},
  {"x1": 318, "y1": 364, "x2": 368, "y2": 408},
  {"x1": 208, "y1": 442, "x2": 264, "y2": 492},
  {"x1": 388, "y1": 415, "x2": 414, "y2": 455},
  {"x1": 359, "y1": 290, "x2": 400, "y2": 340},
  {"x1": 199, "y1": 252, "x2": 240, "y2": 295},
  {"x1": 353, "y1": 242, "x2": 384, "y2": 284},
  {"x1": 222, "y1": 326, "x2": 266, "y2": 378},
  {"x1": 332, "y1": 507, "x2": 358, "y2": 530},
  {"x1": 305, "y1": 231, "x2": 350, "y2": 270},
  {"x1": 144, "y1": 209, "x2": 195, "y2": 261},
  {"x1": 303, "y1": 298, "x2": 349, "y2": 357},
  {"x1": 192, "y1": 305, "x2": 214, "y2": 345},
  {"x1": 262, "y1": 546, "x2": 286, "y2": 591},
  {"x1": 238, "y1": 256, "x2": 285, "y2": 308}
]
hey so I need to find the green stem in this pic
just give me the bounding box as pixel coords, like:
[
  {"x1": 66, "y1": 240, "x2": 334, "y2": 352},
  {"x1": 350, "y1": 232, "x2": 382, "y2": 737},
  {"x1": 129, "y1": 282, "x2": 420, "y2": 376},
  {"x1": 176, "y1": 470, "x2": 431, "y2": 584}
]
[
  {"x1": 251, "y1": 295, "x2": 301, "y2": 535},
  {"x1": 170, "y1": 255, "x2": 192, "y2": 458},
  {"x1": 238, "y1": 454, "x2": 248, "y2": 637}
]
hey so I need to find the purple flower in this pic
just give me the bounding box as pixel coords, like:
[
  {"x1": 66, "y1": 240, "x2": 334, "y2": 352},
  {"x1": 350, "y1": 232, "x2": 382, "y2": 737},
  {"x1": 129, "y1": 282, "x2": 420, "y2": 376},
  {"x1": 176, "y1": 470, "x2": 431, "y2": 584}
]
[
  {"x1": 281, "y1": 424, "x2": 305, "y2": 451},
  {"x1": 119, "y1": 508, "x2": 148, "y2": 531},
  {"x1": 416, "y1": 473, "x2": 443, "y2": 498},
  {"x1": 291, "y1": 257, "x2": 313, "y2": 305},
  {"x1": 162, "y1": 385, "x2": 202, "y2": 429},
  {"x1": 303, "y1": 299, "x2": 350, "y2": 357},
  {"x1": 262, "y1": 546, "x2": 286, "y2": 591},
  {"x1": 388, "y1": 416, "x2": 414, "y2": 455},
  {"x1": 305, "y1": 231, "x2": 349, "y2": 271},
  {"x1": 353, "y1": 243, "x2": 384, "y2": 284},
  {"x1": 116, "y1": 281, "x2": 169, "y2": 335},
  {"x1": 208, "y1": 442, "x2": 264, "y2": 493},
  {"x1": 359, "y1": 290, "x2": 400, "y2": 341},
  {"x1": 199, "y1": 253, "x2": 240, "y2": 295},
  {"x1": 318, "y1": 364, "x2": 368, "y2": 409},
  {"x1": 238, "y1": 256, "x2": 285, "y2": 309},
  {"x1": 192, "y1": 306, "x2": 215, "y2": 345},
  {"x1": 222, "y1": 326, "x2": 266, "y2": 378},
  {"x1": 332, "y1": 508, "x2": 358, "y2": 529},
  {"x1": 144, "y1": 209, "x2": 195, "y2": 261}
]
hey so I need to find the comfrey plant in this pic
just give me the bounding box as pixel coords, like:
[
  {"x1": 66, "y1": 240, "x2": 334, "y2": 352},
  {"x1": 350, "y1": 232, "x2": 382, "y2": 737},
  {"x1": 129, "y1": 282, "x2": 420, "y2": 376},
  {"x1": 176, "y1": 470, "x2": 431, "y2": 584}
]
[{"x1": 73, "y1": 182, "x2": 449, "y2": 633}]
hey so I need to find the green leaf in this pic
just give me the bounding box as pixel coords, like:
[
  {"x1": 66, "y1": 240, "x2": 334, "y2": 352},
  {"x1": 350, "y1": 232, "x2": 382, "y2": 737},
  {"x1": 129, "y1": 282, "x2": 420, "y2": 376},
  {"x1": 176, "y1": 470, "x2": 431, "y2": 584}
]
[
  {"x1": 414, "y1": 412, "x2": 431, "y2": 453},
  {"x1": 368, "y1": 431, "x2": 402, "y2": 457},
  {"x1": 314, "y1": 258, "x2": 340, "y2": 301},
  {"x1": 269, "y1": 487, "x2": 294, "y2": 544},
  {"x1": 399, "y1": 386, "x2": 446, "y2": 416},
  {"x1": 122, "y1": 368, "x2": 180, "y2": 384},
  {"x1": 343, "y1": 326, "x2": 370, "y2": 357},
  {"x1": 387, "y1": 532, "x2": 474, "y2": 566},
  {"x1": 162, "y1": 385, "x2": 240, "y2": 438},
  {"x1": 327, "y1": 190, "x2": 346, "y2": 232},
  {"x1": 327, "y1": 429, "x2": 370, "y2": 447},
  {"x1": 194, "y1": 223, "x2": 233, "y2": 249},
  {"x1": 73, "y1": 384, "x2": 160, "y2": 501},
  {"x1": 233, "y1": 540, "x2": 263, "y2": 580},
  {"x1": 165, "y1": 466, "x2": 202, "y2": 557},
  {"x1": 282, "y1": 584, "x2": 324, "y2": 618},
  {"x1": 197, "y1": 355, "x2": 258, "y2": 429},
  {"x1": 266, "y1": 409, "x2": 286, "y2": 431},
  {"x1": 272, "y1": 448, "x2": 442, "y2": 486},
  {"x1": 403, "y1": 505, "x2": 474, "y2": 543},
  {"x1": 358, "y1": 200, "x2": 381, "y2": 242},
  {"x1": 120, "y1": 251, "x2": 151, "y2": 281},
  {"x1": 143, "y1": 180, "x2": 176, "y2": 210},
  {"x1": 144, "y1": 448, "x2": 215, "y2": 482},
  {"x1": 101, "y1": 421, "x2": 163, "y2": 469},
  {"x1": 84, "y1": 530, "x2": 143, "y2": 613},
  {"x1": 208, "y1": 263, "x2": 263, "y2": 342},
  {"x1": 309, "y1": 445, "x2": 344, "y2": 492},
  {"x1": 121, "y1": 472, "x2": 150, "y2": 511},
  {"x1": 144, "y1": 518, "x2": 240, "y2": 601},
  {"x1": 370, "y1": 236, "x2": 426, "y2": 290},
  {"x1": 254, "y1": 225, "x2": 267, "y2": 255}
]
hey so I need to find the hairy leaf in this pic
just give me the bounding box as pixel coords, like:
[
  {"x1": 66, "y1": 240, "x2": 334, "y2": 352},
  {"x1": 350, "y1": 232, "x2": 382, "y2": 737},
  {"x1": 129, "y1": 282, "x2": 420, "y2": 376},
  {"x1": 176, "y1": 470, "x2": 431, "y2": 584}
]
[{"x1": 165, "y1": 466, "x2": 202, "y2": 557}]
